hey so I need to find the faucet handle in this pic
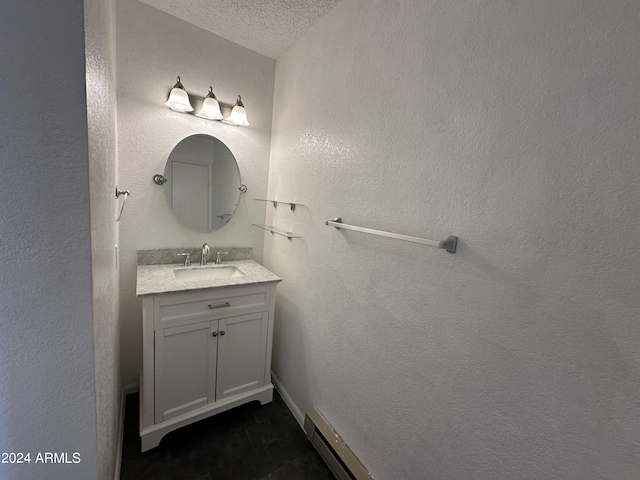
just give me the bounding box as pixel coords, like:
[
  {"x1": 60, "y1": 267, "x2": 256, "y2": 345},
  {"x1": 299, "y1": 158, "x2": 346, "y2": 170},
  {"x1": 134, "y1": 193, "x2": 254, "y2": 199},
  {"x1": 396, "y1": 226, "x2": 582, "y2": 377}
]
[
  {"x1": 215, "y1": 251, "x2": 228, "y2": 264},
  {"x1": 177, "y1": 252, "x2": 191, "y2": 266}
]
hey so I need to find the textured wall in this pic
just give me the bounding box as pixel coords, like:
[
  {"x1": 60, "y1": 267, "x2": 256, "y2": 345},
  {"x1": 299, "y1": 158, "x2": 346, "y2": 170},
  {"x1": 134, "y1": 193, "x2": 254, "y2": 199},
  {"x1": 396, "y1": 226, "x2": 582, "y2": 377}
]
[
  {"x1": 84, "y1": 0, "x2": 121, "y2": 478},
  {"x1": 0, "y1": 1, "x2": 99, "y2": 479},
  {"x1": 116, "y1": 0, "x2": 275, "y2": 386},
  {"x1": 265, "y1": 0, "x2": 640, "y2": 478}
]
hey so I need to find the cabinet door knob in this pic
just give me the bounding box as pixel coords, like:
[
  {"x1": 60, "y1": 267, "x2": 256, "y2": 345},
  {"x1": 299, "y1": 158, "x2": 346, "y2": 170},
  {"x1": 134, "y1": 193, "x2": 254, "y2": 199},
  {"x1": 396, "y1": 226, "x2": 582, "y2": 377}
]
[
  {"x1": 212, "y1": 332, "x2": 218, "y2": 337},
  {"x1": 219, "y1": 330, "x2": 225, "y2": 336},
  {"x1": 208, "y1": 302, "x2": 230, "y2": 309}
]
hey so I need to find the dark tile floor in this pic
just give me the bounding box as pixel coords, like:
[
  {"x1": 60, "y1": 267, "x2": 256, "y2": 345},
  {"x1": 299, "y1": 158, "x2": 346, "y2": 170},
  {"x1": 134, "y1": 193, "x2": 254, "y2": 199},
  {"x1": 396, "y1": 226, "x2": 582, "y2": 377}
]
[{"x1": 120, "y1": 391, "x2": 335, "y2": 480}]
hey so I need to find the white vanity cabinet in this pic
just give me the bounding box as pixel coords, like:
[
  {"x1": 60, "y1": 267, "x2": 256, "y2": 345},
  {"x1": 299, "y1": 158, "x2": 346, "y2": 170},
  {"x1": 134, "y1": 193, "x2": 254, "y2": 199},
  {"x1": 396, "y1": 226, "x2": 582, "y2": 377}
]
[
  {"x1": 139, "y1": 281, "x2": 279, "y2": 451},
  {"x1": 154, "y1": 311, "x2": 268, "y2": 423}
]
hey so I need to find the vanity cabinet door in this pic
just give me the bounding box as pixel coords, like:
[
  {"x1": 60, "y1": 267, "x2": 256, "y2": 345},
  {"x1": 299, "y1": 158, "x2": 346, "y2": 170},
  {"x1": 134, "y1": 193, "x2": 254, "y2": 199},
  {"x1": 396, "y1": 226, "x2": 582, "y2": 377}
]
[
  {"x1": 154, "y1": 321, "x2": 218, "y2": 423},
  {"x1": 216, "y1": 311, "x2": 268, "y2": 401}
]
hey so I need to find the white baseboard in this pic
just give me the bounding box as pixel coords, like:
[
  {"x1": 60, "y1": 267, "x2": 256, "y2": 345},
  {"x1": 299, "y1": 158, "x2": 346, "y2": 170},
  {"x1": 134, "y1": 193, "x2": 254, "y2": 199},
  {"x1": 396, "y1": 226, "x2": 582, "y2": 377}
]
[
  {"x1": 114, "y1": 387, "x2": 126, "y2": 480},
  {"x1": 271, "y1": 371, "x2": 304, "y2": 428}
]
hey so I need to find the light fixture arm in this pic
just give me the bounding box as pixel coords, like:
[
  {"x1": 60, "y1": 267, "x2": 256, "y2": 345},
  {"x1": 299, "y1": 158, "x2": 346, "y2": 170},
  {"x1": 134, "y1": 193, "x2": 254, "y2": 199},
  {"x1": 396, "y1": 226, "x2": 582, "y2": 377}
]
[{"x1": 172, "y1": 76, "x2": 185, "y2": 90}]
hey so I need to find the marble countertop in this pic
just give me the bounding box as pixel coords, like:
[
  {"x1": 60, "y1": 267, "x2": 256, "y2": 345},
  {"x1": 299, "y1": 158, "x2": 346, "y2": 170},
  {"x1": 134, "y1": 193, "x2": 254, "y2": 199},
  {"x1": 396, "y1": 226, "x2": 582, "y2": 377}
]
[{"x1": 136, "y1": 260, "x2": 281, "y2": 296}]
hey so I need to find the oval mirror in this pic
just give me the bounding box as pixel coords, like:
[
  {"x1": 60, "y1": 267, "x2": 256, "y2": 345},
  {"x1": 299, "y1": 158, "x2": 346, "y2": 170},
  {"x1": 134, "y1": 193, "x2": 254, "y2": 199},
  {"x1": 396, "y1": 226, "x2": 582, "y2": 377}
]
[{"x1": 163, "y1": 134, "x2": 242, "y2": 232}]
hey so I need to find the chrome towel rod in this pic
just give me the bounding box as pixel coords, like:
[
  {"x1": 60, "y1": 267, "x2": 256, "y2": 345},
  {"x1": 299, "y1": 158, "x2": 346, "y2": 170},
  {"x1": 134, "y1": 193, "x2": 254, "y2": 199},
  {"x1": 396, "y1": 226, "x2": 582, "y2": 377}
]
[{"x1": 325, "y1": 217, "x2": 458, "y2": 253}]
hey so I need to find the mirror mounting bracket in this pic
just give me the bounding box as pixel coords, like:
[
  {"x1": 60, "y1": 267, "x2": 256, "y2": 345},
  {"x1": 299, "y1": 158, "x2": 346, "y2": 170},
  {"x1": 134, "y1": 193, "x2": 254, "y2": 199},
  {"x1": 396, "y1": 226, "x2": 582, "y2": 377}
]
[{"x1": 153, "y1": 174, "x2": 168, "y2": 185}]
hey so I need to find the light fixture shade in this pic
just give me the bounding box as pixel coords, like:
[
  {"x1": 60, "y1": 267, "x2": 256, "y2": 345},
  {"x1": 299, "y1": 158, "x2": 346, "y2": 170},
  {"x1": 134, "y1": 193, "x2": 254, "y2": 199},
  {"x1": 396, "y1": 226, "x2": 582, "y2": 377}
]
[
  {"x1": 165, "y1": 77, "x2": 194, "y2": 112},
  {"x1": 228, "y1": 95, "x2": 250, "y2": 126},
  {"x1": 195, "y1": 87, "x2": 223, "y2": 120}
]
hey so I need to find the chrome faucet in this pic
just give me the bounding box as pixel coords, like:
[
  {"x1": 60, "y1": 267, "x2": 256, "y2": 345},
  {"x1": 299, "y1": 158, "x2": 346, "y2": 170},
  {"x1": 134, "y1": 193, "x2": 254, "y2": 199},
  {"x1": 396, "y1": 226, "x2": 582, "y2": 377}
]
[
  {"x1": 215, "y1": 251, "x2": 228, "y2": 265},
  {"x1": 200, "y1": 243, "x2": 210, "y2": 265},
  {"x1": 177, "y1": 252, "x2": 191, "y2": 266}
]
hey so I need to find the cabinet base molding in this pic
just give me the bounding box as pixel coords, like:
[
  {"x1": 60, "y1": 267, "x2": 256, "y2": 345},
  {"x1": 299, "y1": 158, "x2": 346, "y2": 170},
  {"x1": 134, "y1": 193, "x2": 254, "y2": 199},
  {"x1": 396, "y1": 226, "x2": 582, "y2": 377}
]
[{"x1": 140, "y1": 383, "x2": 273, "y2": 452}]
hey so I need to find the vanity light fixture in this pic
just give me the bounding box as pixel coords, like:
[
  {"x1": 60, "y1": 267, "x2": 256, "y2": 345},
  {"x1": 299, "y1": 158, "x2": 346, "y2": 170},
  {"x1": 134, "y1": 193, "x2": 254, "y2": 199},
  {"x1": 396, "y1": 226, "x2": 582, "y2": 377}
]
[
  {"x1": 164, "y1": 76, "x2": 194, "y2": 112},
  {"x1": 165, "y1": 76, "x2": 250, "y2": 126},
  {"x1": 227, "y1": 95, "x2": 250, "y2": 126},
  {"x1": 195, "y1": 86, "x2": 223, "y2": 120}
]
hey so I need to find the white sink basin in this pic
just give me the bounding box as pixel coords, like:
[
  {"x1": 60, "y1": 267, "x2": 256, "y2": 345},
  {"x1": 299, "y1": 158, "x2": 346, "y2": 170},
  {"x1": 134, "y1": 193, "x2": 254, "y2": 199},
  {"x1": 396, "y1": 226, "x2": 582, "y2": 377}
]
[{"x1": 173, "y1": 265, "x2": 245, "y2": 281}]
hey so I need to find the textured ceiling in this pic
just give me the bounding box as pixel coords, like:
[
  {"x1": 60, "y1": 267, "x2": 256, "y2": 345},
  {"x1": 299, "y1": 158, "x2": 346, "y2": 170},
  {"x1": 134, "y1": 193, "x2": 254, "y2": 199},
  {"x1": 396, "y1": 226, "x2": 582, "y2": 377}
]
[{"x1": 139, "y1": 0, "x2": 342, "y2": 59}]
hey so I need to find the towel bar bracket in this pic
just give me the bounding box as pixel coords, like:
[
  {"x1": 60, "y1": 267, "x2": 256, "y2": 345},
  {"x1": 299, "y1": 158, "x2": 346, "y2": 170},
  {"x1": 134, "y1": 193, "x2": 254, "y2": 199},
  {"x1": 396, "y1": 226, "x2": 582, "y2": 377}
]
[{"x1": 440, "y1": 236, "x2": 458, "y2": 254}]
